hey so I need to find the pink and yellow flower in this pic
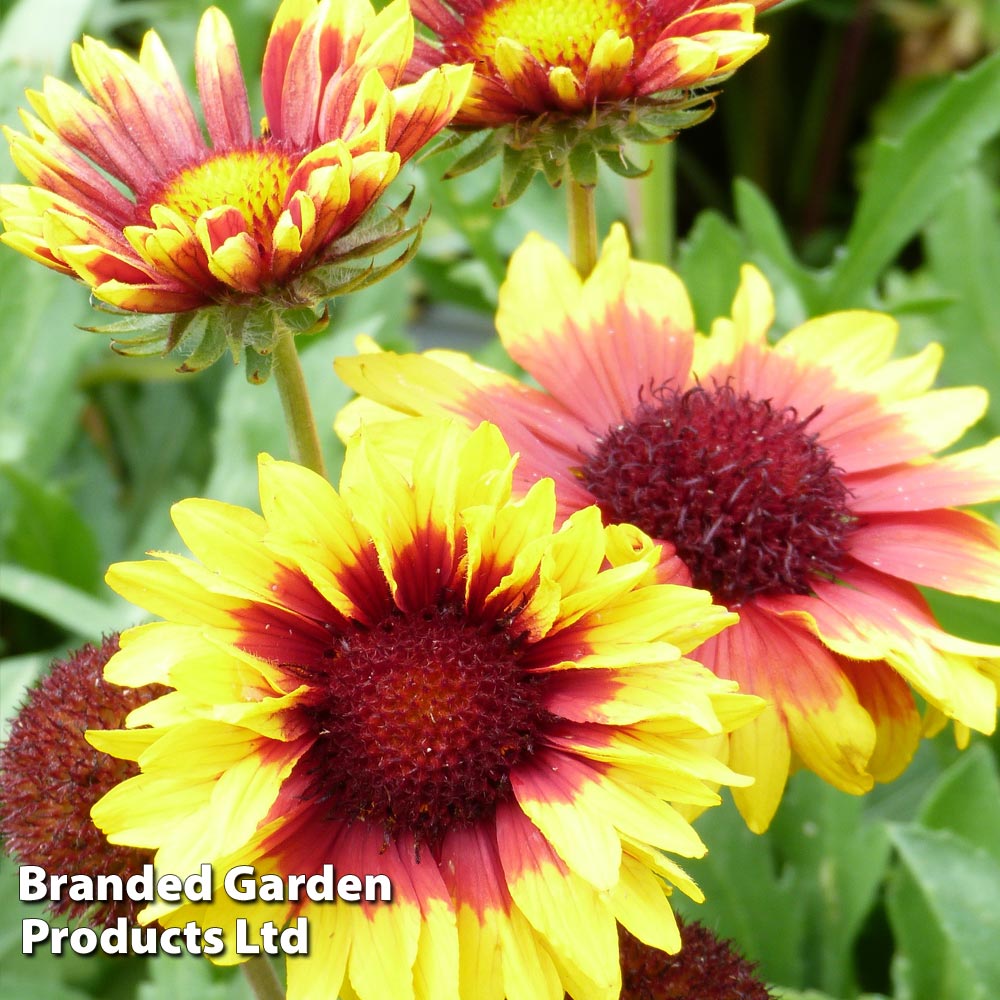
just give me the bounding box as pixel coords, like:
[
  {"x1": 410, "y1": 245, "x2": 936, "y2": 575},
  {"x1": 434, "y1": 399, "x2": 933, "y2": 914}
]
[
  {"x1": 334, "y1": 226, "x2": 1000, "y2": 832},
  {"x1": 0, "y1": 0, "x2": 469, "y2": 365},
  {"x1": 89, "y1": 418, "x2": 760, "y2": 1000},
  {"x1": 408, "y1": 0, "x2": 776, "y2": 192}
]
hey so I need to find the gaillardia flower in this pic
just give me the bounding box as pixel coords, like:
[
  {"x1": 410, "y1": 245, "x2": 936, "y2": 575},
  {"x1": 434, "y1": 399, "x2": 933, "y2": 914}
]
[
  {"x1": 0, "y1": 635, "x2": 162, "y2": 927},
  {"x1": 410, "y1": 0, "x2": 774, "y2": 198},
  {"x1": 90, "y1": 419, "x2": 761, "y2": 1000},
  {"x1": 0, "y1": 0, "x2": 470, "y2": 376},
  {"x1": 334, "y1": 226, "x2": 1000, "y2": 832},
  {"x1": 616, "y1": 919, "x2": 773, "y2": 999}
]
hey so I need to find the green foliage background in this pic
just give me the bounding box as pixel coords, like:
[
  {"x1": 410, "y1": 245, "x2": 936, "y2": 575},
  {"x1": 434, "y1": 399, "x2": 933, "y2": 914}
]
[{"x1": 0, "y1": 0, "x2": 998, "y2": 997}]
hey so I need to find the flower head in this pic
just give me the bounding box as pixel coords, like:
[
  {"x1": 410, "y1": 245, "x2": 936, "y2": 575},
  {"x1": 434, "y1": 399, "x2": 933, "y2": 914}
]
[
  {"x1": 0, "y1": 635, "x2": 163, "y2": 927},
  {"x1": 90, "y1": 418, "x2": 759, "y2": 999},
  {"x1": 411, "y1": 0, "x2": 774, "y2": 197},
  {"x1": 0, "y1": 0, "x2": 470, "y2": 375},
  {"x1": 617, "y1": 919, "x2": 774, "y2": 999},
  {"x1": 334, "y1": 225, "x2": 1000, "y2": 832}
]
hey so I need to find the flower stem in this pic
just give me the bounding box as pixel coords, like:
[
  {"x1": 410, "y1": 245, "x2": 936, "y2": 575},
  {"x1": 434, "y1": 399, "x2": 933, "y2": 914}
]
[
  {"x1": 638, "y1": 141, "x2": 676, "y2": 265},
  {"x1": 567, "y1": 178, "x2": 598, "y2": 278},
  {"x1": 272, "y1": 328, "x2": 327, "y2": 478},
  {"x1": 242, "y1": 956, "x2": 285, "y2": 1000}
]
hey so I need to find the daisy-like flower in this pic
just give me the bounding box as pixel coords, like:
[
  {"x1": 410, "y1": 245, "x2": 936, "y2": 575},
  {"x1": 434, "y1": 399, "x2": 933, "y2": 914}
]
[
  {"x1": 334, "y1": 225, "x2": 1000, "y2": 832},
  {"x1": 0, "y1": 0, "x2": 470, "y2": 375},
  {"x1": 0, "y1": 635, "x2": 162, "y2": 928},
  {"x1": 410, "y1": 0, "x2": 775, "y2": 198},
  {"x1": 89, "y1": 418, "x2": 760, "y2": 1000},
  {"x1": 616, "y1": 918, "x2": 774, "y2": 999}
]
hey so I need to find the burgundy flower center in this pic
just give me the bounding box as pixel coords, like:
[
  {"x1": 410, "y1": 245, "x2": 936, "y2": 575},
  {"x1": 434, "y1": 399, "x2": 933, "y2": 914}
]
[
  {"x1": 458, "y1": 0, "x2": 656, "y2": 77},
  {"x1": 143, "y1": 147, "x2": 293, "y2": 244},
  {"x1": 579, "y1": 382, "x2": 856, "y2": 605},
  {"x1": 300, "y1": 603, "x2": 543, "y2": 847}
]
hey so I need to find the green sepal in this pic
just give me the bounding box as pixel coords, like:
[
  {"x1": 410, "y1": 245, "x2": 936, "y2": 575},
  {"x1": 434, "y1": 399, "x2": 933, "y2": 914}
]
[
  {"x1": 428, "y1": 87, "x2": 718, "y2": 205},
  {"x1": 568, "y1": 143, "x2": 599, "y2": 188},
  {"x1": 244, "y1": 345, "x2": 274, "y2": 385},
  {"x1": 495, "y1": 145, "x2": 538, "y2": 207},
  {"x1": 443, "y1": 132, "x2": 505, "y2": 179},
  {"x1": 598, "y1": 148, "x2": 653, "y2": 179},
  {"x1": 176, "y1": 318, "x2": 227, "y2": 374}
]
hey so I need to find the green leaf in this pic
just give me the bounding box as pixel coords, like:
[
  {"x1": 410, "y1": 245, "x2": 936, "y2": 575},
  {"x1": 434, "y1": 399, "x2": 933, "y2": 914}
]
[
  {"x1": 770, "y1": 774, "x2": 892, "y2": 999},
  {"x1": 922, "y1": 163, "x2": 1000, "y2": 442},
  {"x1": 676, "y1": 210, "x2": 746, "y2": 330},
  {"x1": 442, "y1": 132, "x2": 503, "y2": 179},
  {"x1": 137, "y1": 954, "x2": 253, "y2": 1000},
  {"x1": 824, "y1": 50, "x2": 1000, "y2": 307},
  {"x1": 0, "y1": 466, "x2": 100, "y2": 592},
  {"x1": 0, "y1": 564, "x2": 128, "y2": 636},
  {"x1": 679, "y1": 799, "x2": 805, "y2": 987},
  {"x1": 917, "y1": 744, "x2": 1000, "y2": 866},
  {"x1": 889, "y1": 825, "x2": 1000, "y2": 1000},
  {"x1": 0, "y1": 260, "x2": 104, "y2": 475},
  {"x1": 734, "y1": 178, "x2": 820, "y2": 309},
  {"x1": 567, "y1": 142, "x2": 598, "y2": 188}
]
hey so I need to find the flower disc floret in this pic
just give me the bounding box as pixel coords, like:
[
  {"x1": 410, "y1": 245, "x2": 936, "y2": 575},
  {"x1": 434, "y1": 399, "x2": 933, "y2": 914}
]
[
  {"x1": 296, "y1": 601, "x2": 544, "y2": 843},
  {"x1": 334, "y1": 225, "x2": 1000, "y2": 833},
  {"x1": 580, "y1": 381, "x2": 856, "y2": 603},
  {"x1": 90, "y1": 418, "x2": 760, "y2": 1000}
]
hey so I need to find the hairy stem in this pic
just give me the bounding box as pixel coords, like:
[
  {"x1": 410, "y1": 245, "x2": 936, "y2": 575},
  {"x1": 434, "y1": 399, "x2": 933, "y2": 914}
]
[
  {"x1": 242, "y1": 955, "x2": 286, "y2": 1000},
  {"x1": 637, "y1": 141, "x2": 676, "y2": 265},
  {"x1": 272, "y1": 328, "x2": 327, "y2": 478},
  {"x1": 567, "y1": 178, "x2": 599, "y2": 278}
]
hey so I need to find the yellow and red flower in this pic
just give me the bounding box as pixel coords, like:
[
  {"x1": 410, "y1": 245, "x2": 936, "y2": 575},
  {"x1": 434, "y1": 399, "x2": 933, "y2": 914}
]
[
  {"x1": 0, "y1": 0, "x2": 470, "y2": 371},
  {"x1": 89, "y1": 418, "x2": 760, "y2": 1000},
  {"x1": 334, "y1": 226, "x2": 1000, "y2": 833},
  {"x1": 410, "y1": 0, "x2": 775, "y2": 194}
]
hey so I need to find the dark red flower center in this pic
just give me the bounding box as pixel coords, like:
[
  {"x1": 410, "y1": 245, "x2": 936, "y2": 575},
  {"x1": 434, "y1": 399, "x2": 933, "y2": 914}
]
[
  {"x1": 579, "y1": 382, "x2": 856, "y2": 605},
  {"x1": 617, "y1": 920, "x2": 774, "y2": 999},
  {"x1": 299, "y1": 602, "x2": 543, "y2": 847}
]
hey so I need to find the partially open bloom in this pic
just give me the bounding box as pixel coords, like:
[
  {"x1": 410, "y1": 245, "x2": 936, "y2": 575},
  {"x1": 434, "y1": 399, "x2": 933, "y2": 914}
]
[
  {"x1": 410, "y1": 0, "x2": 774, "y2": 196},
  {"x1": 0, "y1": 635, "x2": 162, "y2": 927},
  {"x1": 334, "y1": 226, "x2": 1000, "y2": 832},
  {"x1": 0, "y1": 0, "x2": 470, "y2": 374},
  {"x1": 89, "y1": 418, "x2": 759, "y2": 1000}
]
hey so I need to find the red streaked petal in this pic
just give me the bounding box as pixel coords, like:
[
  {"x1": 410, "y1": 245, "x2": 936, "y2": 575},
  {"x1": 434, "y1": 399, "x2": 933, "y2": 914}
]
[
  {"x1": 695, "y1": 603, "x2": 876, "y2": 831},
  {"x1": 493, "y1": 39, "x2": 551, "y2": 114},
  {"x1": 196, "y1": 8, "x2": 253, "y2": 150},
  {"x1": 387, "y1": 64, "x2": 473, "y2": 162},
  {"x1": 262, "y1": 0, "x2": 317, "y2": 139},
  {"x1": 846, "y1": 439, "x2": 1000, "y2": 512},
  {"x1": 28, "y1": 75, "x2": 154, "y2": 194},
  {"x1": 6, "y1": 124, "x2": 133, "y2": 226},
  {"x1": 58, "y1": 241, "x2": 159, "y2": 287},
  {"x1": 137, "y1": 30, "x2": 204, "y2": 157},
  {"x1": 837, "y1": 659, "x2": 920, "y2": 783},
  {"x1": 510, "y1": 751, "x2": 623, "y2": 890},
  {"x1": 848, "y1": 508, "x2": 1000, "y2": 600},
  {"x1": 495, "y1": 800, "x2": 620, "y2": 993},
  {"x1": 666, "y1": 3, "x2": 757, "y2": 36},
  {"x1": 634, "y1": 37, "x2": 718, "y2": 93},
  {"x1": 92, "y1": 280, "x2": 206, "y2": 313}
]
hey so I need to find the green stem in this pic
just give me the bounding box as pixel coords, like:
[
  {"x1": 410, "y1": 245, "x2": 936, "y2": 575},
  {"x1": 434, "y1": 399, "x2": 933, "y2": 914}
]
[
  {"x1": 272, "y1": 328, "x2": 326, "y2": 478},
  {"x1": 566, "y1": 178, "x2": 599, "y2": 278},
  {"x1": 637, "y1": 141, "x2": 676, "y2": 265},
  {"x1": 241, "y1": 956, "x2": 285, "y2": 1000}
]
